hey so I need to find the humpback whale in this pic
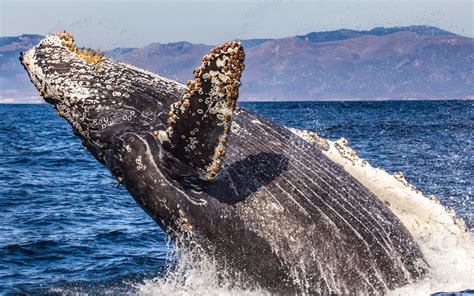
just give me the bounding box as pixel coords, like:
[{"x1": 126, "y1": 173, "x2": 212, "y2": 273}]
[{"x1": 20, "y1": 33, "x2": 429, "y2": 294}]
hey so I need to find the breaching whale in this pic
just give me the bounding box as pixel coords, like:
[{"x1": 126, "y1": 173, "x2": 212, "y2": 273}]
[{"x1": 20, "y1": 33, "x2": 429, "y2": 294}]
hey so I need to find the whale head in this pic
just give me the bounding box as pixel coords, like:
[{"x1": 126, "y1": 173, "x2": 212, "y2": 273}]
[
  {"x1": 20, "y1": 33, "x2": 246, "y2": 228},
  {"x1": 20, "y1": 33, "x2": 245, "y2": 177}
]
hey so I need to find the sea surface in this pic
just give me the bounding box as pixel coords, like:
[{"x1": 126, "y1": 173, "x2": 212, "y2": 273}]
[{"x1": 0, "y1": 100, "x2": 472, "y2": 294}]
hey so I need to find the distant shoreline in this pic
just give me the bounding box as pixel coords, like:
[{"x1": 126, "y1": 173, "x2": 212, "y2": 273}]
[{"x1": 3, "y1": 26, "x2": 473, "y2": 105}]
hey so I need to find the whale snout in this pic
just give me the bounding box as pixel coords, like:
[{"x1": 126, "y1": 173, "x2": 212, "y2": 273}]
[
  {"x1": 19, "y1": 33, "x2": 184, "y2": 163},
  {"x1": 20, "y1": 48, "x2": 61, "y2": 107}
]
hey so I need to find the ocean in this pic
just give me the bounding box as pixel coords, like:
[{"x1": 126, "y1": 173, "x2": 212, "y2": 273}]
[{"x1": 0, "y1": 100, "x2": 472, "y2": 294}]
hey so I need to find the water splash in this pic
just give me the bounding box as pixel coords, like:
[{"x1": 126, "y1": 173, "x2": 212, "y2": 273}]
[{"x1": 136, "y1": 241, "x2": 269, "y2": 296}]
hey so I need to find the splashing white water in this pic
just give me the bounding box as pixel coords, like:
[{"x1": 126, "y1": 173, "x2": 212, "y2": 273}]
[
  {"x1": 136, "y1": 241, "x2": 269, "y2": 296},
  {"x1": 139, "y1": 130, "x2": 473, "y2": 295}
]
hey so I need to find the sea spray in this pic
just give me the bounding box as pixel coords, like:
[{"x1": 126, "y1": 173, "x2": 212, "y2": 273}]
[{"x1": 136, "y1": 237, "x2": 269, "y2": 295}]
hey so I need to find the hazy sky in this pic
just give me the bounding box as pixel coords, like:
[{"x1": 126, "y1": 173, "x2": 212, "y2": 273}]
[{"x1": 1, "y1": 0, "x2": 473, "y2": 49}]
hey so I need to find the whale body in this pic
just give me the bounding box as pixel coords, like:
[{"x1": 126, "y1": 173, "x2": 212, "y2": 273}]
[{"x1": 21, "y1": 34, "x2": 428, "y2": 294}]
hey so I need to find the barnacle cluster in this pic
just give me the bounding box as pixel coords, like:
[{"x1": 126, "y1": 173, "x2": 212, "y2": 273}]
[
  {"x1": 56, "y1": 32, "x2": 105, "y2": 66},
  {"x1": 204, "y1": 42, "x2": 245, "y2": 180},
  {"x1": 167, "y1": 41, "x2": 245, "y2": 181}
]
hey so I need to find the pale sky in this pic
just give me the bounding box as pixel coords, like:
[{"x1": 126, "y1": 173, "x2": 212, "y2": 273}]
[{"x1": 1, "y1": 0, "x2": 473, "y2": 49}]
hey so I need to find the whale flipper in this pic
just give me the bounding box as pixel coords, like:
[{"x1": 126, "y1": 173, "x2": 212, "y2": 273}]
[{"x1": 164, "y1": 42, "x2": 245, "y2": 180}]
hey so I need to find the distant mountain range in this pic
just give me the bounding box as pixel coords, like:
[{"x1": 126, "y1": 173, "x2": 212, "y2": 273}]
[{"x1": 1, "y1": 26, "x2": 473, "y2": 103}]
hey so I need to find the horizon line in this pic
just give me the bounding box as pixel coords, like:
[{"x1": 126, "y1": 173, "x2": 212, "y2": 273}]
[{"x1": 2, "y1": 25, "x2": 472, "y2": 49}]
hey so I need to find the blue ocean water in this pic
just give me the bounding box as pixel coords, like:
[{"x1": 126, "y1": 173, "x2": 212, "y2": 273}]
[{"x1": 0, "y1": 101, "x2": 472, "y2": 294}]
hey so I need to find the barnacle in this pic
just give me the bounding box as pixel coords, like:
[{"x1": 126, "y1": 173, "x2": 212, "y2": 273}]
[
  {"x1": 165, "y1": 41, "x2": 245, "y2": 181},
  {"x1": 56, "y1": 32, "x2": 105, "y2": 66}
]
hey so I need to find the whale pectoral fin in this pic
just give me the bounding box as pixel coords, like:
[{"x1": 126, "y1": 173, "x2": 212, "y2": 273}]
[{"x1": 163, "y1": 42, "x2": 245, "y2": 180}]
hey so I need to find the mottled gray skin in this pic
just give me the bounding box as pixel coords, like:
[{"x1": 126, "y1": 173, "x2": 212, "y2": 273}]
[{"x1": 21, "y1": 35, "x2": 428, "y2": 295}]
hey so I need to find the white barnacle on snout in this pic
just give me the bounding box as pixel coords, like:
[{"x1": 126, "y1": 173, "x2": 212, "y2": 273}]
[{"x1": 209, "y1": 99, "x2": 232, "y2": 120}]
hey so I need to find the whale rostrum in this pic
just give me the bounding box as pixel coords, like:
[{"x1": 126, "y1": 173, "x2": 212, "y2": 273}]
[{"x1": 21, "y1": 33, "x2": 429, "y2": 294}]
